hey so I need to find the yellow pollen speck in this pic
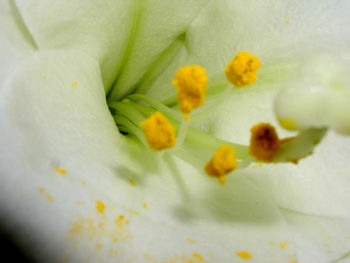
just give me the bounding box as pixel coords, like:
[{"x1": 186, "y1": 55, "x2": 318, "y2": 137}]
[
  {"x1": 98, "y1": 222, "x2": 104, "y2": 228},
  {"x1": 290, "y1": 261, "x2": 298, "y2": 263},
  {"x1": 249, "y1": 123, "x2": 280, "y2": 162},
  {"x1": 96, "y1": 200, "x2": 105, "y2": 214},
  {"x1": 76, "y1": 201, "x2": 82, "y2": 205},
  {"x1": 54, "y1": 166, "x2": 67, "y2": 175},
  {"x1": 129, "y1": 209, "x2": 139, "y2": 215},
  {"x1": 186, "y1": 237, "x2": 197, "y2": 244},
  {"x1": 81, "y1": 180, "x2": 86, "y2": 185},
  {"x1": 286, "y1": 18, "x2": 290, "y2": 24},
  {"x1": 280, "y1": 241, "x2": 289, "y2": 249},
  {"x1": 39, "y1": 187, "x2": 45, "y2": 193},
  {"x1": 187, "y1": 260, "x2": 195, "y2": 263},
  {"x1": 141, "y1": 111, "x2": 176, "y2": 151},
  {"x1": 172, "y1": 65, "x2": 208, "y2": 120},
  {"x1": 95, "y1": 243, "x2": 103, "y2": 250},
  {"x1": 109, "y1": 249, "x2": 118, "y2": 257},
  {"x1": 269, "y1": 241, "x2": 275, "y2": 245},
  {"x1": 72, "y1": 81, "x2": 78, "y2": 87},
  {"x1": 70, "y1": 222, "x2": 83, "y2": 234},
  {"x1": 204, "y1": 144, "x2": 237, "y2": 184},
  {"x1": 236, "y1": 251, "x2": 252, "y2": 259},
  {"x1": 142, "y1": 203, "x2": 148, "y2": 209},
  {"x1": 115, "y1": 215, "x2": 125, "y2": 227},
  {"x1": 225, "y1": 51, "x2": 261, "y2": 87},
  {"x1": 193, "y1": 252, "x2": 203, "y2": 260},
  {"x1": 129, "y1": 179, "x2": 136, "y2": 186},
  {"x1": 42, "y1": 75, "x2": 46, "y2": 79},
  {"x1": 46, "y1": 194, "x2": 54, "y2": 202}
]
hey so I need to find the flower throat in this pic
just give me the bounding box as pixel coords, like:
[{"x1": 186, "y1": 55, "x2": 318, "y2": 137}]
[{"x1": 107, "y1": 51, "x2": 327, "y2": 184}]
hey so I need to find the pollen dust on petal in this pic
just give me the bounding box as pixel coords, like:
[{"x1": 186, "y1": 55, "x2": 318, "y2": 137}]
[
  {"x1": 38, "y1": 187, "x2": 54, "y2": 202},
  {"x1": 143, "y1": 203, "x2": 148, "y2": 209},
  {"x1": 72, "y1": 81, "x2": 78, "y2": 87},
  {"x1": 54, "y1": 166, "x2": 67, "y2": 175},
  {"x1": 96, "y1": 200, "x2": 105, "y2": 214},
  {"x1": 128, "y1": 209, "x2": 139, "y2": 215},
  {"x1": 68, "y1": 212, "x2": 133, "y2": 260},
  {"x1": 186, "y1": 237, "x2": 197, "y2": 244},
  {"x1": 280, "y1": 241, "x2": 289, "y2": 249},
  {"x1": 11, "y1": 106, "x2": 18, "y2": 113},
  {"x1": 145, "y1": 252, "x2": 208, "y2": 263},
  {"x1": 236, "y1": 251, "x2": 252, "y2": 259}
]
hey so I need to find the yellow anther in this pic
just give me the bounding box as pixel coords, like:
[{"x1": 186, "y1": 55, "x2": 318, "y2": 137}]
[
  {"x1": 141, "y1": 111, "x2": 176, "y2": 151},
  {"x1": 225, "y1": 51, "x2": 261, "y2": 87},
  {"x1": 249, "y1": 123, "x2": 280, "y2": 162},
  {"x1": 204, "y1": 144, "x2": 237, "y2": 184},
  {"x1": 172, "y1": 65, "x2": 208, "y2": 120}
]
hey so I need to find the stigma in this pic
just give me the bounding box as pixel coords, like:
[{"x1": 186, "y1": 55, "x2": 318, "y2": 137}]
[
  {"x1": 172, "y1": 65, "x2": 208, "y2": 120},
  {"x1": 249, "y1": 123, "x2": 280, "y2": 162},
  {"x1": 204, "y1": 145, "x2": 237, "y2": 184},
  {"x1": 225, "y1": 51, "x2": 261, "y2": 87},
  {"x1": 141, "y1": 112, "x2": 176, "y2": 151}
]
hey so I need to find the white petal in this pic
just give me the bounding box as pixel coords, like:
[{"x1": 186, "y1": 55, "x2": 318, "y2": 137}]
[
  {"x1": 0, "y1": 0, "x2": 35, "y2": 80},
  {"x1": 13, "y1": 0, "x2": 210, "y2": 96},
  {"x1": 146, "y1": 0, "x2": 350, "y2": 102},
  {"x1": 281, "y1": 208, "x2": 350, "y2": 263}
]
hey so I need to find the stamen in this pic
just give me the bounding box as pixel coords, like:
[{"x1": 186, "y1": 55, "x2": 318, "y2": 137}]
[
  {"x1": 204, "y1": 144, "x2": 237, "y2": 184},
  {"x1": 225, "y1": 51, "x2": 261, "y2": 87},
  {"x1": 172, "y1": 65, "x2": 208, "y2": 120},
  {"x1": 141, "y1": 111, "x2": 176, "y2": 151},
  {"x1": 249, "y1": 123, "x2": 280, "y2": 162}
]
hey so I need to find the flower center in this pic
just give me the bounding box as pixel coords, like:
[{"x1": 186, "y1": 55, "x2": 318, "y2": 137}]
[{"x1": 107, "y1": 51, "x2": 327, "y2": 184}]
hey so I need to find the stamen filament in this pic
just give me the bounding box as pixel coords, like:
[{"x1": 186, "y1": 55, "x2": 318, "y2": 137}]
[
  {"x1": 273, "y1": 128, "x2": 328, "y2": 163},
  {"x1": 110, "y1": 102, "x2": 145, "y2": 125},
  {"x1": 174, "y1": 119, "x2": 189, "y2": 148},
  {"x1": 114, "y1": 115, "x2": 148, "y2": 147},
  {"x1": 128, "y1": 93, "x2": 182, "y2": 122}
]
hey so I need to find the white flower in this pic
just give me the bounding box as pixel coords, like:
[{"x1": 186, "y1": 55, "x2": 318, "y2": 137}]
[{"x1": 1, "y1": 1, "x2": 350, "y2": 263}]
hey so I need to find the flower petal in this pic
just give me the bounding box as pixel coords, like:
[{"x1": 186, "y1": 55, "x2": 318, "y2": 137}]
[
  {"x1": 13, "y1": 0, "x2": 211, "y2": 96},
  {"x1": 0, "y1": 0, "x2": 35, "y2": 80},
  {"x1": 281, "y1": 208, "x2": 350, "y2": 263},
  {"x1": 146, "y1": 0, "x2": 350, "y2": 102},
  {"x1": 0, "y1": 50, "x2": 297, "y2": 262}
]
